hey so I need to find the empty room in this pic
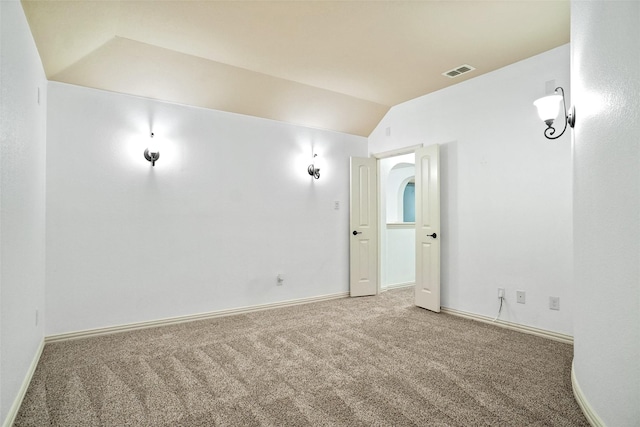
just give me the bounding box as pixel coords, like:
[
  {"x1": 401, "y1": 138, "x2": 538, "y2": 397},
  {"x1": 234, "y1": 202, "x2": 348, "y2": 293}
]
[{"x1": 1, "y1": 1, "x2": 638, "y2": 426}]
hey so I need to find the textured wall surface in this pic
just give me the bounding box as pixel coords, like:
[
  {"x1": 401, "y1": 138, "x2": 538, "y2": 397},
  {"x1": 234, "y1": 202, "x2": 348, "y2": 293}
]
[
  {"x1": 0, "y1": 1, "x2": 47, "y2": 424},
  {"x1": 369, "y1": 45, "x2": 573, "y2": 335},
  {"x1": 45, "y1": 82, "x2": 367, "y2": 336},
  {"x1": 571, "y1": 1, "x2": 640, "y2": 425}
]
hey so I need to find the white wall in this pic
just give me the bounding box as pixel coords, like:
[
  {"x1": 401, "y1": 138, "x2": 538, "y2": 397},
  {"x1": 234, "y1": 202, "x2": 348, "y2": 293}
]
[
  {"x1": 45, "y1": 82, "x2": 367, "y2": 335},
  {"x1": 369, "y1": 45, "x2": 573, "y2": 335},
  {"x1": 384, "y1": 227, "x2": 414, "y2": 287},
  {"x1": 0, "y1": 1, "x2": 47, "y2": 424},
  {"x1": 571, "y1": 1, "x2": 640, "y2": 425}
]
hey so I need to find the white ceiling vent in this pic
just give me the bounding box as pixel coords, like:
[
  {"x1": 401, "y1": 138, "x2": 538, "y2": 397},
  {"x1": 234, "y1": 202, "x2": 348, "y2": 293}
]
[{"x1": 442, "y1": 64, "x2": 476, "y2": 78}]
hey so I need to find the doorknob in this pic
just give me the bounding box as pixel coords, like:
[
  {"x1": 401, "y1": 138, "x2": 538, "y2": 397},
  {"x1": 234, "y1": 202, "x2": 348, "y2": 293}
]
[
  {"x1": 426, "y1": 233, "x2": 437, "y2": 238},
  {"x1": 352, "y1": 230, "x2": 362, "y2": 236}
]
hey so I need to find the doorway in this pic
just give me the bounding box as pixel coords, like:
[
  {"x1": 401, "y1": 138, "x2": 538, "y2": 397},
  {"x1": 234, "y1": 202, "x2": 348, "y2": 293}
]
[
  {"x1": 350, "y1": 144, "x2": 440, "y2": 311},
  {"x1": 379, "y1": 153, "x2": 416, "y2": 291}
]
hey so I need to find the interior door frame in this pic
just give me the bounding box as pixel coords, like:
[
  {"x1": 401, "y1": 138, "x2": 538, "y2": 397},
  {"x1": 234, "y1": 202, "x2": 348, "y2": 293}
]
[{"x1": 372, "y1": 144, "x2": 424, "y2": 294}]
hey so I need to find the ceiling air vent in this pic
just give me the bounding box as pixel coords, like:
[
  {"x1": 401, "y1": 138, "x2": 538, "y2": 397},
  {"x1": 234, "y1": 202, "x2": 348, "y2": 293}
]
[{"x1": 442, "y1": 64, "x2": 476, "y2": 78}]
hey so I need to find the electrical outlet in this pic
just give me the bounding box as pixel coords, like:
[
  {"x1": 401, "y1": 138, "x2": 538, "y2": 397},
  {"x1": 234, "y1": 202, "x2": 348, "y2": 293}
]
[
  {"x1": 276, "y1": 274, "x2": 284, "y2": 286},
  {"x1": 549, "y1": 297, "x2": 560, "y2": 310},
  {"x1": 497, "y1": 288, "x2": 505, "y2": 298},
  {"x1": 516, "y1": 290, "x2": 526, "y2": 304},
  {"x1": 333, "y1": 201, "x2": 340, "y2": 210}
]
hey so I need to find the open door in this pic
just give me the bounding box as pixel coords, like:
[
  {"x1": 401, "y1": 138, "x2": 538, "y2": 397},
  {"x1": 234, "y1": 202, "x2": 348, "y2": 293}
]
[
  {"x1": 349, "y1": 157, "x2": 378, "y2": 296},
  {"x1": 415, "y1": 145, "x2": 441, "y2": 311}
]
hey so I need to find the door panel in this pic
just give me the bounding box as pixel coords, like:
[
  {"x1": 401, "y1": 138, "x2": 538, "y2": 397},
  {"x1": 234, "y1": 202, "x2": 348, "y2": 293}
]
[
  {"x1": 358, "y1": 240, "x2": 370, "y2": 279},
  {"x1": 420, "y1": 158, "x2": 432, "y2": 226},
  {"x1": 420, "y1": 242, "x2": 432, "y2": 293},
  {"x1": 359, "y1": 166, "x2": 371, "y2": 225},
  {"x1": 350, "y1": 157, "x2": 378, "y2": 297},
  {"x1": 415, "y1": 145, "x2": 441, "y2": 311}
]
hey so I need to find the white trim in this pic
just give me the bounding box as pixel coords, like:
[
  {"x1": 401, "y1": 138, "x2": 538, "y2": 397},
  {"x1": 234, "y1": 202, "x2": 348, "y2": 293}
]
[
  {"x1": 46, "y1": 292, "x2": 349, "y2": 343},
  {"x1": 376, "y1": 156, "x2": 382, "y2": 296},
  {"x1": 372, "y1": 144, "x2": 423, "y2": 159},
  {"x1": 571, "y1": 362, "x2": 606, "y2": 427},
  {"x1": 382, "y1": 282, "x2": 415, "y2": 291},
  {"x1": 440, "y1": 306, "x2": 573, "y2": 344},
  {"x1": 3, "y1": 339, "x2": 45, "y2": 427},
  {"x1": 386, "y1": 222, "x2": 415, "y2": 229}
]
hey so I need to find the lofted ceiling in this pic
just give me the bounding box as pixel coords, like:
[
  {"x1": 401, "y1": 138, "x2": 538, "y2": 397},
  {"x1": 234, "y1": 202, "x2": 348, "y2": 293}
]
[{"x1": 22, "y1": 1, "x2": 569, "y2": 136}]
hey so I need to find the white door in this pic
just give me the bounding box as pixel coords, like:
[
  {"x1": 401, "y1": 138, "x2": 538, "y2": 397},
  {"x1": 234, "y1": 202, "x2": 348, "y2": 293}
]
[
  {"x1": 349, "y1": 157, "x2": 378, "y2": 297},
  {"x1": 415, "y1": 144, "x2": 441, "y2": 311}
]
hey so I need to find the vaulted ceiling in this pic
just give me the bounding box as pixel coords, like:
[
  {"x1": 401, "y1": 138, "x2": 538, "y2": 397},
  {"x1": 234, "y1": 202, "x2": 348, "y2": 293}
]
[{"x1": 22, "y1": 1, "x2": 569, "y2": 136}]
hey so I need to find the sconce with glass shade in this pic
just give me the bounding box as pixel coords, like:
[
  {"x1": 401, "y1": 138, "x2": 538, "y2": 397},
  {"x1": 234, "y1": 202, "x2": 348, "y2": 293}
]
[
  {"x1": 144, "y1": 132, "x2": 160, "y2": 166},
  {"x1": 533, "y1": 87, "x2": 575, "y2": 140},
  {"x1": 308, "y1": 153, "x2": 321, "y2": 179}
]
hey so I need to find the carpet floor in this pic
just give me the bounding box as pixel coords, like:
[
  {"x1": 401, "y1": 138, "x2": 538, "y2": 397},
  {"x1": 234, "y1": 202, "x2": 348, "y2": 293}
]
[{"x1": 15, "y1": 288, "x2": 588, "y2": 426}]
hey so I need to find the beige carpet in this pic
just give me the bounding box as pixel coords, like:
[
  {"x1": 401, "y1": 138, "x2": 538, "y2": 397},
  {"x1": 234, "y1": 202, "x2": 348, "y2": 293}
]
[{"x1": 15, "y1": 288, "x2": 588, "y2": 426}]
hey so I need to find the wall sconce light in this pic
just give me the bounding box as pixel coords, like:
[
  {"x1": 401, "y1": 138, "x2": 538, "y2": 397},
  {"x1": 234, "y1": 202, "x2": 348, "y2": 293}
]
[
  {"x1": 533, "y1": 87, "x2": 575, "y2": 140},
  {"x1": 308, "y1": 153, "x2": 321, "y2": 179},
  {"x1": 144, "y1": 132, "x2": 160, "y2": 166}
]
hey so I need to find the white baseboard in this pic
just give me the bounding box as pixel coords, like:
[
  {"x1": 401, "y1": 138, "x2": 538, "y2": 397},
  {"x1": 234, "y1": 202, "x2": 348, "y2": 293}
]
[
  {"x1": 46, "y1": 291, "x2": 350, "y2": 343},
  {"x1": 571, "y1": 362, "x2": 605, "y2": 427},
  {"x1": 440, "y1": 306, "x2": 573, "y2": 344},
  {"x1": 3, "y1": 338, "x2": 45, "y2": 427},
  {"x1": 382, "y1": 282, "x2": 415, "y2": 291}
]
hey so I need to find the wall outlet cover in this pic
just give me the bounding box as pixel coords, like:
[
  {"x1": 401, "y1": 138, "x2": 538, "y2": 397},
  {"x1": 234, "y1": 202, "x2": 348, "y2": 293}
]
[{"x1": 516, "y1": 290, "x2": 526, "y2": 304}]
